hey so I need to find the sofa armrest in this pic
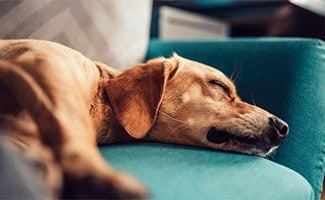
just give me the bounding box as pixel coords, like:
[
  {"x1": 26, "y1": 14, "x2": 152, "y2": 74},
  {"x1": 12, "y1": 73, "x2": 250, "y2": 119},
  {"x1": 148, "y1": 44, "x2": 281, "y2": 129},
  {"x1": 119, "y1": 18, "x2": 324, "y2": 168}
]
[{"x1": 146, "y1": 38, "x2": 325, "y2": 199}]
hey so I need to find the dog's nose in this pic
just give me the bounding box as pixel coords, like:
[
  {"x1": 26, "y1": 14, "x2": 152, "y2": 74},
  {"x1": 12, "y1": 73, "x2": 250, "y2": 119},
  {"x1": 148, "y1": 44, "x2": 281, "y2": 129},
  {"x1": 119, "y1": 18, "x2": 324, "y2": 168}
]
[{"x1": 269, "y1": 117, "x2": 289, "y2": 138}]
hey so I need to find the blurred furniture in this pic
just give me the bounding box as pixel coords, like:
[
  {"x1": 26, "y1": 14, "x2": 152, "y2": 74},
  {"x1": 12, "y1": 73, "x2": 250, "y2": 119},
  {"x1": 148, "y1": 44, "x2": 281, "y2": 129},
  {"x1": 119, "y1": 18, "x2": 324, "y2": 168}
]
[
  {"x1": 151, "y1": 0, "x2": 325, "y2": 40},
  {"x1": 0, "y1": 0, "x2": 152, "y2": 69}
]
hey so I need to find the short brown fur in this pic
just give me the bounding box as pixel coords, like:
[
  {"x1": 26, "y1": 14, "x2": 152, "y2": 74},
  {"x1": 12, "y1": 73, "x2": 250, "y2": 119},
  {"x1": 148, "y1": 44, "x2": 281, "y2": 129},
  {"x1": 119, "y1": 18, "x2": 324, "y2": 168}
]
[{"x1": 0, "y1": 40, "x2": 288, "y2": 198}]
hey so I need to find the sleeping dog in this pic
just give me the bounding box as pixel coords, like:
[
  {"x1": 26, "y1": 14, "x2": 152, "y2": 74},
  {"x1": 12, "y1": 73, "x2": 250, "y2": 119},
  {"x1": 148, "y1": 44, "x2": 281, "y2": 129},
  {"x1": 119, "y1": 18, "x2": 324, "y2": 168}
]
[{"x1": 0, "y1": 39, "x2": 288, "y2": 198}]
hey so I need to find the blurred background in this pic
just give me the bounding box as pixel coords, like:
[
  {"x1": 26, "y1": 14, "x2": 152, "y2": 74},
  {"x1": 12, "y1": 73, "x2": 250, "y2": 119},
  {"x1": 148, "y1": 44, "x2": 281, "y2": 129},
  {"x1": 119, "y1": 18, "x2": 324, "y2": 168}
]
[
  {"x1": 0, "y1": 0, "x2": 323, "y2": 69},
  {"x1": 151, "y1": 0, "x2": 325, "y2": 40}
]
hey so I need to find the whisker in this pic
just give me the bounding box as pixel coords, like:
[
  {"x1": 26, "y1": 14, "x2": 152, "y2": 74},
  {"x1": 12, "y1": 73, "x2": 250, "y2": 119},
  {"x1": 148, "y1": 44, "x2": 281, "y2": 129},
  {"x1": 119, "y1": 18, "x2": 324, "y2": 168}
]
[
  {"x1": 251, "y1": 94, "x2": 257, "y2": 106},
  {"x1": 229, "y1": 59, "x2": 265, "y2": 85},
  {"x1": 265, "y1": 148, "x2": 277, "y2": 160},
  {"x1": 229, "y1": 58, "x2": 238, "y2": 81},
  {"x1": 156, "y1": 109, "x2": 187, "y2": 124},
  {"x1": 232, "y1": 72, "x2": 258, "y2": 84},
  {"x1": 154, "y1": 107, "x2": 189, "y2": 141},
  {"x1": 230, "y1": 59, "x2": 244, "y2": 84},
  {"x1": 166, "y1": 123, "x2": 188, "y2": 141}
]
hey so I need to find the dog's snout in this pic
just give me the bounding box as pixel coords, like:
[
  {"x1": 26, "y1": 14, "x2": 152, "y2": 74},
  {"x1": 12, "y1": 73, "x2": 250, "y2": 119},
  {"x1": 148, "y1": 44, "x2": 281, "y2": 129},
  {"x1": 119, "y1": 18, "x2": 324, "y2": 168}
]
[{"x1": 269, "y1": 117, "x2": 289, "y2": 138}]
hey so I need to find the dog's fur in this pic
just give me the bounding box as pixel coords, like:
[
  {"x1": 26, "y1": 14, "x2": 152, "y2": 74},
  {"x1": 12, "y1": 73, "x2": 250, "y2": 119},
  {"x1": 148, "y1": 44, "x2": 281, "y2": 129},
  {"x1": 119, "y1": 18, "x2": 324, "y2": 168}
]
[{"x1": 0, "y1": 39, "x2": 288, "y2": 198}]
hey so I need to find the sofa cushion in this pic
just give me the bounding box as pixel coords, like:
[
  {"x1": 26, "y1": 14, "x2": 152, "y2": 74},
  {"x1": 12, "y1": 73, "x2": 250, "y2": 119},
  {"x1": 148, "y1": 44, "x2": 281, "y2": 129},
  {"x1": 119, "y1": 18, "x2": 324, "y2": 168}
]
[
  {"x1": 0, "y1": 140, "x2": 46, "y2": 199},
  {"x1": 100, "y1": 142, "x2": 313, "y2": 199},
  {"x1": 146, "y1": 38, "x2": 325, "y2": 199},
  {"x1": 0, "y1": 0, "x2": 152, "y2": 69}
]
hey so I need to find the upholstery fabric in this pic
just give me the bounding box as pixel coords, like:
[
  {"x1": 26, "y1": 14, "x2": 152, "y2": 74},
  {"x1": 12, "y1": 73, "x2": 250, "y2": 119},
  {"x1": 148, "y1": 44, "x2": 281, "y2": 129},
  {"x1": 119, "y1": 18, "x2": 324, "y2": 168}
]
[
  {"x1": 145, "y1": 38, "x2": 325, "y2": 199},
  {"x1": 0, "y1": 140, "x2": 46, "y2": 199},
  {"x1": 0, "y1": 0, "x2": 152, "y2": 69},
  {"x1": 100, "y1": 142, "x2": 313, "y2": 199}
]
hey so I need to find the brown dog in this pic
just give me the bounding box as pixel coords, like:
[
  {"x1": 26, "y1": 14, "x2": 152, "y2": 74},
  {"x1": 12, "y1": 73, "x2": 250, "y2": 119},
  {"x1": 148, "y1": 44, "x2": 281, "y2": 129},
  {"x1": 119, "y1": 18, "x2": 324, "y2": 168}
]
[{"x1": 0, "y1": 39, "x2": 288, "y2": 198}]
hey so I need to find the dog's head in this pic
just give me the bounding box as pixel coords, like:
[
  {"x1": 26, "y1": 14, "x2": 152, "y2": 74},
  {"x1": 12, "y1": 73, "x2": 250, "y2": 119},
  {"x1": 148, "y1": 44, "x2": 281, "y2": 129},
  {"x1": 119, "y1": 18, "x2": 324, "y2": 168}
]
[{"x1": 106, "y1": 55, "x2": 288, "y2": 156}]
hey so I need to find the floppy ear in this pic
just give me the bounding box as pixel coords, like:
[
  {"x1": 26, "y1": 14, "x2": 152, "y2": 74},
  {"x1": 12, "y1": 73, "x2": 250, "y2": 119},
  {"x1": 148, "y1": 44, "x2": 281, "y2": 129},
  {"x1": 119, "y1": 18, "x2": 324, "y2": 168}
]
[{"x1": 106, "y1": 58, "x2": 178, "y2": 139}]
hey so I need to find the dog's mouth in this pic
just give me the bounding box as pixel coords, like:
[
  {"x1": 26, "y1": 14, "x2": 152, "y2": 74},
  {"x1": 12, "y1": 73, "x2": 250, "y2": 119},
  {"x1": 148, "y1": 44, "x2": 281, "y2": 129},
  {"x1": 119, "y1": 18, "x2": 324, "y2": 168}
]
[
  {"x1": 206, "y1": 128, "x2": 233, "y2": 144},
  {"x1": 206, "y1": 127, "x2": 280, "y2": 156},
  {"x1": 206, "y1": 127, "x2": 257, "y2": 145}
]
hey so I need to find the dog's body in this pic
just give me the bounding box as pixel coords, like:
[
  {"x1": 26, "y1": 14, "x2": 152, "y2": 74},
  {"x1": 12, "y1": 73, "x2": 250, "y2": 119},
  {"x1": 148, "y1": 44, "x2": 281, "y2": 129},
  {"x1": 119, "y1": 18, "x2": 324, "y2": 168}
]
[{"x1": 0, "y1": 39, "x2": 288, "y2": 198}]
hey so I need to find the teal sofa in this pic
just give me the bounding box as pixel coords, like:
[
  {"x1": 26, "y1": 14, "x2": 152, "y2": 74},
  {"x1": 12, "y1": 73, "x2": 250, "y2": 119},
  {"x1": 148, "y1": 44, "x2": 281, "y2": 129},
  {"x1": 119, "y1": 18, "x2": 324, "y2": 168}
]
[{"x1": 100, "y1": 38, "x2": 325, "y2": 200}]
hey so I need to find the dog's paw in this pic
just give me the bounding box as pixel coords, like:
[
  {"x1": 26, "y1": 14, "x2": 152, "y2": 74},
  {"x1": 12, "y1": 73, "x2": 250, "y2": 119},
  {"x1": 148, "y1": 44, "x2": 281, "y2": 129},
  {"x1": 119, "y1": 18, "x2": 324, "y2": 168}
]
[{"x1": 62, "y1": 171, "x2": 148, "y2": 199}]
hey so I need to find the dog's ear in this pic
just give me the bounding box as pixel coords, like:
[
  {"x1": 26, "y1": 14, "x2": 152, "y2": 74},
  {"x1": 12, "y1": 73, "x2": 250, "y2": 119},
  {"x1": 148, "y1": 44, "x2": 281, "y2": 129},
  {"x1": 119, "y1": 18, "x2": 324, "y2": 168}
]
[{"x1": 106, "y1": 58, "x2": 178, "y2": 139}]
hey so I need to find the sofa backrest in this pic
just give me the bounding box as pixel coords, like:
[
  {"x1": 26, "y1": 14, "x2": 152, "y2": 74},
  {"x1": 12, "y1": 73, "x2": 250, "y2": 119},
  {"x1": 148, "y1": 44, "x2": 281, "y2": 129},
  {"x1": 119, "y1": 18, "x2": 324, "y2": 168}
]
[{"x1": 146, "y1": 38, "x2": 325, "y2": 200}]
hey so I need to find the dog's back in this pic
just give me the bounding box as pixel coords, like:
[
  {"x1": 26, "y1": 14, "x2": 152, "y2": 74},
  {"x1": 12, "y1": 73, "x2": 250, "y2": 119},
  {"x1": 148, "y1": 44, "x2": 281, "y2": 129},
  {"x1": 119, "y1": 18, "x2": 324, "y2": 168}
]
[
  {"x1": 0, "y1": 39, "x2": 147, "y2": 199},
  {"x1": 0, "y1": 40, "x2": 99, "y2": 143}
]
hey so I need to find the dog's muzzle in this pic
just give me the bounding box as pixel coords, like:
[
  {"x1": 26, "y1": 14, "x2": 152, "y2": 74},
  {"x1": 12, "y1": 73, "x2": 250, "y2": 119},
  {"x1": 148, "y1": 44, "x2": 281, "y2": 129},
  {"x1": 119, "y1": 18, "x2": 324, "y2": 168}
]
[{"x1": 206, "y1": 117, "x2": 289, "y2": 150}]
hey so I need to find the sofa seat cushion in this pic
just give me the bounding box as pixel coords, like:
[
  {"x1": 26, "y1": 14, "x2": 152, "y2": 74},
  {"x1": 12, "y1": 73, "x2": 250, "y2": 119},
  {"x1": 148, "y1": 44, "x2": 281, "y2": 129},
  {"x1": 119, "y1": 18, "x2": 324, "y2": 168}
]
[{"x1": 100, "y1": 142, "x2": 313, "y2": 199}]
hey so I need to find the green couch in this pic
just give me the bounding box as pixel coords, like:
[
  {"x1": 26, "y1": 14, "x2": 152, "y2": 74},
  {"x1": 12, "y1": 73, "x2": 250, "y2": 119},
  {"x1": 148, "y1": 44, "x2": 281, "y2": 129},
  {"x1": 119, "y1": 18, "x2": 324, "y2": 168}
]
[{"x1": 100, "y1": 38, "x2": 325, "y2": 200}]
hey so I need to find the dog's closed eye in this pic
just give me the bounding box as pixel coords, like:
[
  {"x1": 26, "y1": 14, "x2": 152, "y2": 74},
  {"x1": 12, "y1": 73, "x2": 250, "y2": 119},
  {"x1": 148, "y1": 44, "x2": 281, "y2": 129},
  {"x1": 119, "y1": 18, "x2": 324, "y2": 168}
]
[
  {"x1": 209, "y1": 80, "x2": 234, "y2": 101},
  {"x1": 209, "y1": 80, "x2": 230, "y2": 93}
]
